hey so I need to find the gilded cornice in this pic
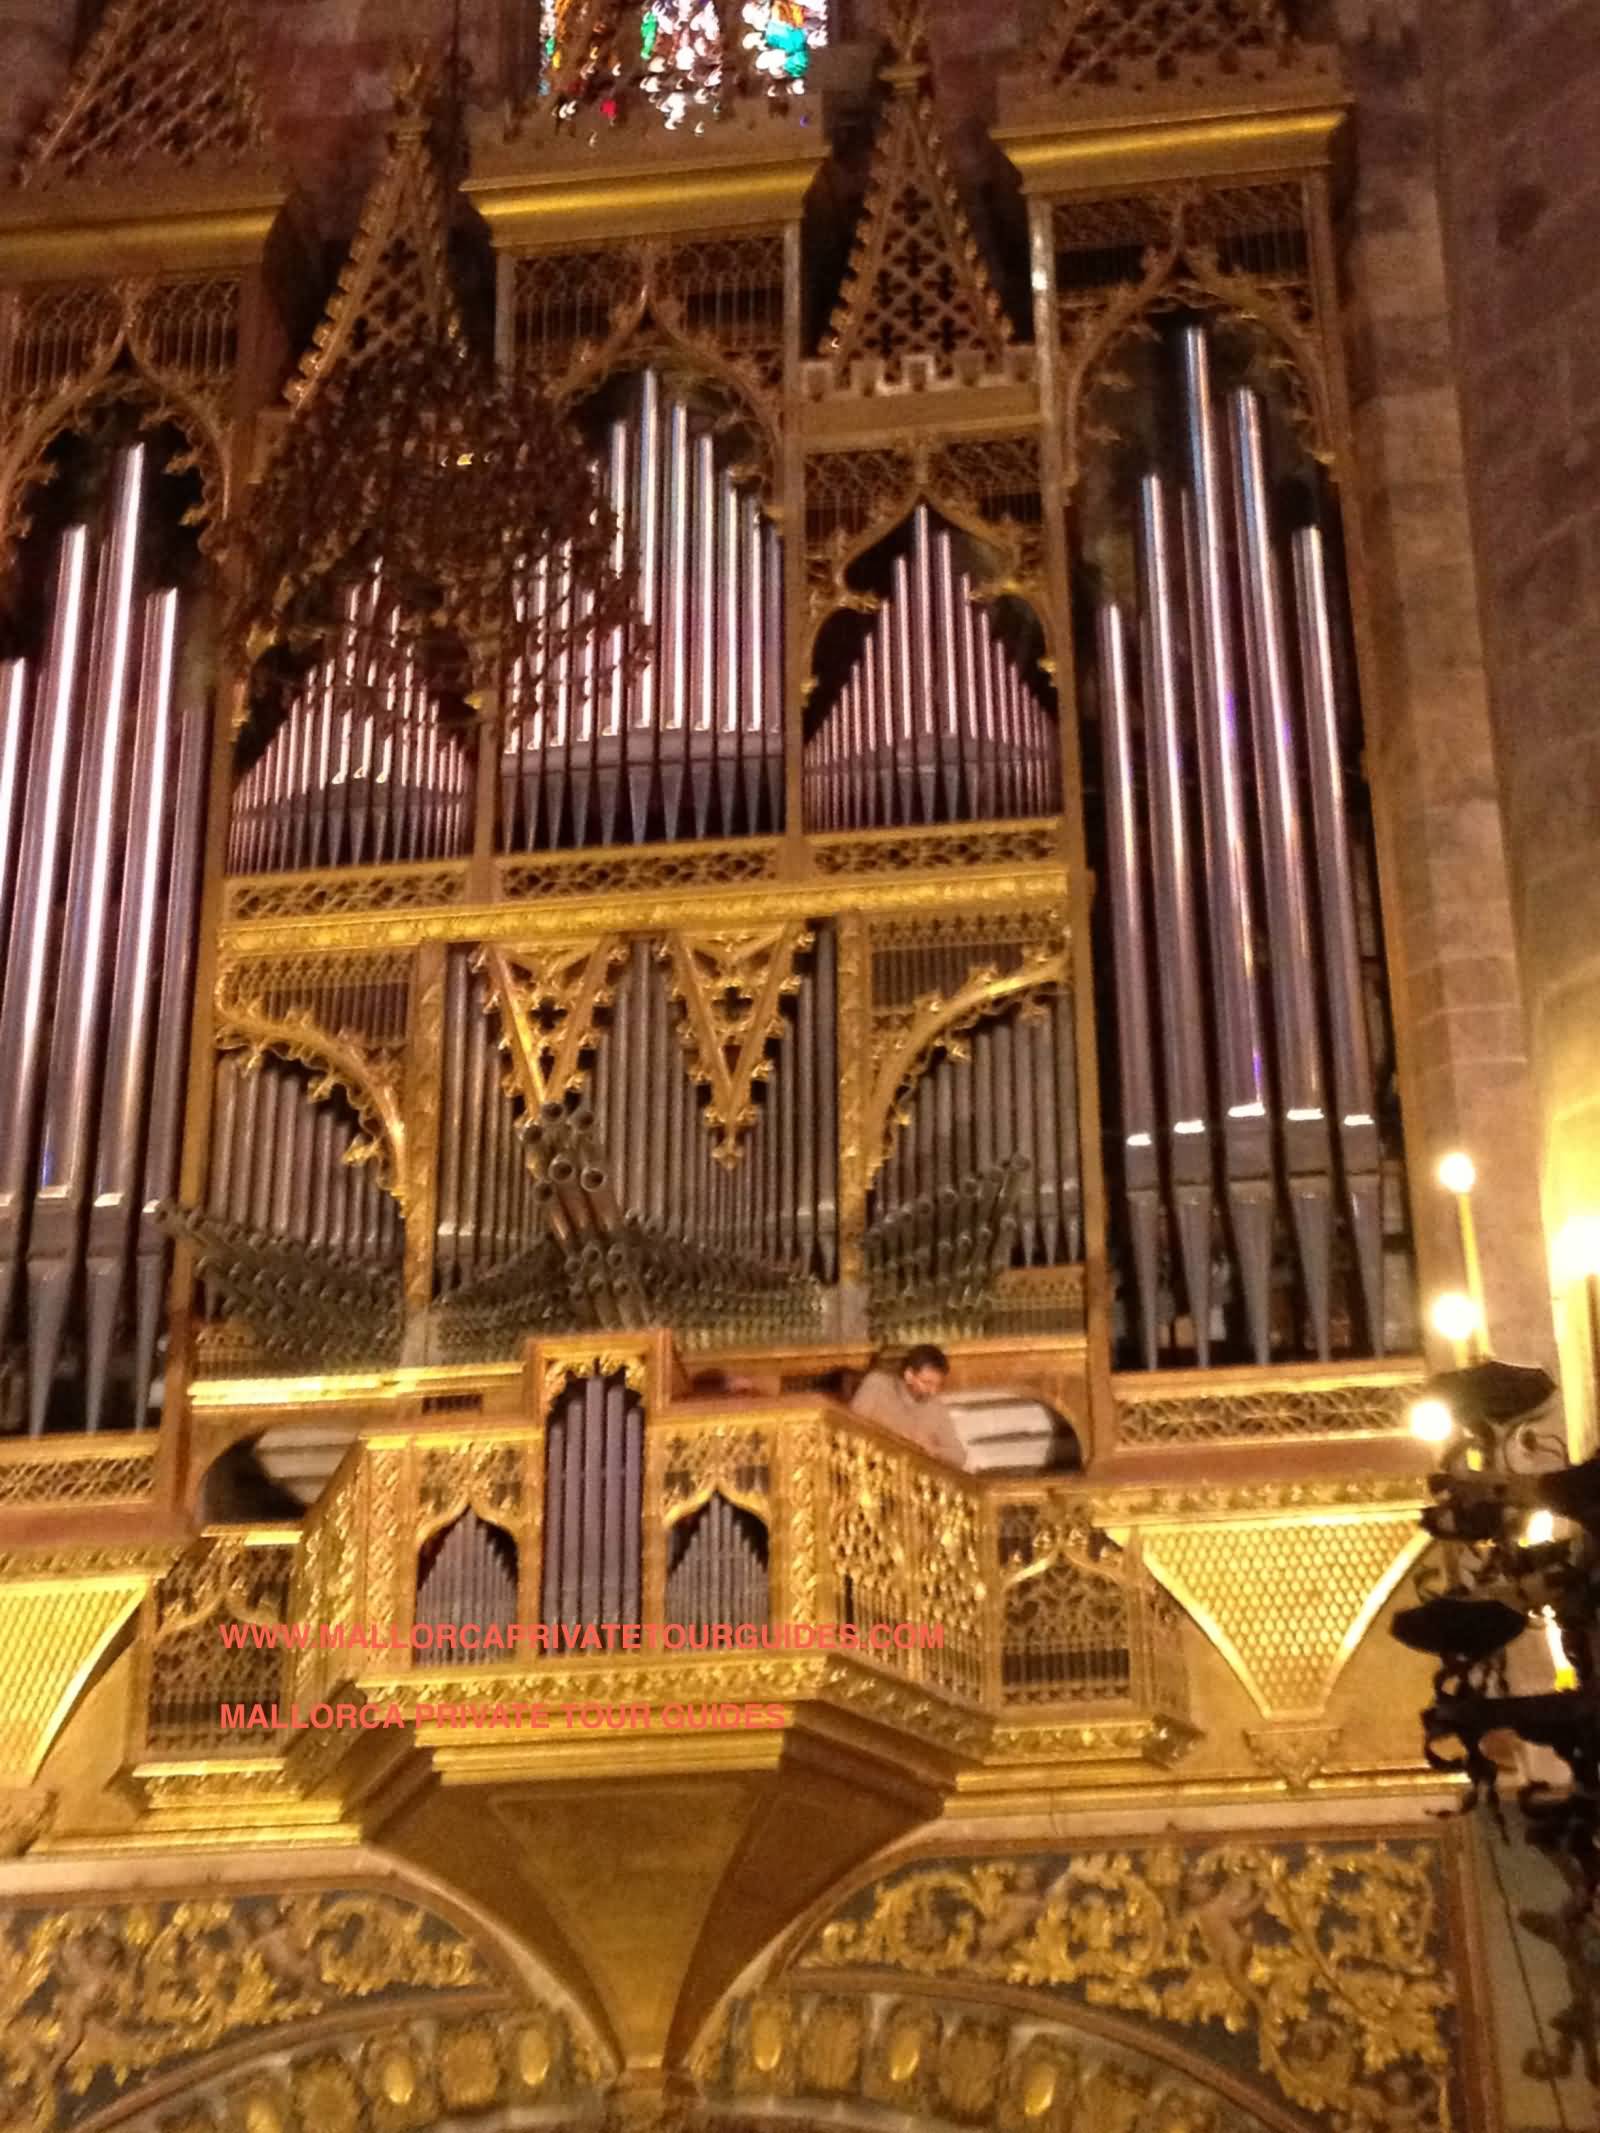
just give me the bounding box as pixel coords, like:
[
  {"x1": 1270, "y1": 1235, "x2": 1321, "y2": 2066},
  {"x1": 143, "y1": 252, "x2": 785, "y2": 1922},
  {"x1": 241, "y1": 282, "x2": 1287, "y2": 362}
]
[{"x1": 466, "y1": 97, "x2": 827, "y2": 248}]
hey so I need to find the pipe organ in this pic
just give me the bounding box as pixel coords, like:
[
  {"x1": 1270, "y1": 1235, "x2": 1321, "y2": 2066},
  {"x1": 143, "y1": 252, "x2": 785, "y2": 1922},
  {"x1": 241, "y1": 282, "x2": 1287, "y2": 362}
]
[
  {"x1": 589, "y1": 939, "x2": 838, "y2": 1283},
  {"x1": 666, "y1": 1495, "x2": 769, "y2": 1631},
  {"x1": 542, "y1": 1369, "x2": 644, "y2": 1626},
  {"x1": 0, "y1": 16, "x2": 1510, "y2": 2107},
  {"x1": 227, "y1": 568, "x2": 474, "y2": 874},
  {"x1": 0, "y1": 445, "x2": 207, "y2": 1434},
  {"x1": 417, "y1": 1511, "x2": 520, "y2": 1638},
  {"x1": 500, "y1": 370, "x2": 785, "y2": 849},
  {"x1": 0, "y1": 14, "x2": 1422, "y2": 1460},
  {"x1": 436, "y1": 951, "x2": 549, "y2": 1291},
  {"x1": 1087, "y1": 321, "x2": 1394, "y2": 1371},
  {"x1": 206, "y1": 1055, "x2": 403, "y2": 1273},
  {"x1": 804, "y1": 506, "x2": 1061, "y2": 830}
]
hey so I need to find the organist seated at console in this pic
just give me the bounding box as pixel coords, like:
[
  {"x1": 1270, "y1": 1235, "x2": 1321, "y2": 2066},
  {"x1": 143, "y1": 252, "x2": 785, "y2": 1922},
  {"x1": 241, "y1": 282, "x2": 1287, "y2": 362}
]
[
  {"x1": 849, "y1": 1344, "x2": 968, "y2": 1468},
  {"x1": 848, "y1": 1347, "x2": 1084, "y2": 1474}
]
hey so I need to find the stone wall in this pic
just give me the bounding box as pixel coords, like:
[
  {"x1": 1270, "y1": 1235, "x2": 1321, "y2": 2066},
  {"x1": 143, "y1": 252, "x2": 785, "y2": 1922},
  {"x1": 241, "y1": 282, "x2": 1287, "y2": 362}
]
[{"x1": 1420, "y1": 0, "x2": 1600, "y2": 1442}]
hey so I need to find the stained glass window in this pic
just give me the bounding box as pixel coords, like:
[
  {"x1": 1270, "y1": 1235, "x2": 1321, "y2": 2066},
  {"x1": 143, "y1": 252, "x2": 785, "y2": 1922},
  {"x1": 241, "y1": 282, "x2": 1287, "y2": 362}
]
[{"x1": 543, "y1": 0, "x2": 827, "y2": 128}]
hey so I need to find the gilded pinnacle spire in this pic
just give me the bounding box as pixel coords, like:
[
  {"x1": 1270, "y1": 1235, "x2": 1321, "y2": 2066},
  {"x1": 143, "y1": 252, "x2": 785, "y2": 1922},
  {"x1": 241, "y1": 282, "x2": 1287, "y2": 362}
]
[
  {"x1": 823, "y1": 7, "x2": 1012, "y2": 384},
  {"x1": 16, "y1": 0, "x2": 274, "y2": 189},
  {"x1": 288, "y1": 52, "x2": 463, "y2": 417}
]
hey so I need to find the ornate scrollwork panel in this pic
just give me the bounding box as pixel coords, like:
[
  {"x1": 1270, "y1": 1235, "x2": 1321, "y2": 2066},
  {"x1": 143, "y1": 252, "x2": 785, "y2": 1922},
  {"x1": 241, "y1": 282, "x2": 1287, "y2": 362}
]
[
  {"x1": 660, "y1": 1425, "x2": 773, "y2": 1524},
  {"x1": 508, "y1": 235, "x2": 785, "y2": 486},
  {"x1": 145, "y1": 1533, "x2": 293, "y2": 1757},
  {"x1": 1115, "y1": 1370, "x2": 1423, "y2": 1447},
  {"x1": 417, "y1": 1442, "x2": 528, "y2": 1544},
  {"x1": 865, "y1": 938, "x2": 1068, "y2": 1186},
  {"x1": 1053, "y1": 184, "x2": 1330, "y2": 492},
  {"x1": 0, "y1": 1890, "x2": 500, "y2": 2133},
  {"x1": 214, "y1": 952, "x2": 413, "y2": 1201},
  {"x1": 789, "y1": 1837, "x2": 1465, "y2": 2133},
  {"x1": 0, "y1": 276, "x2": 239, "y2": 580}
]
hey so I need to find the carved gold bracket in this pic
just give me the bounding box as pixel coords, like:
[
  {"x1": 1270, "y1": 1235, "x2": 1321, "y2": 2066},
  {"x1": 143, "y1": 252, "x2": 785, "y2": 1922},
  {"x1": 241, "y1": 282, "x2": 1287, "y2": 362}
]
[
  {"x1": 540, "y1": 1353, "x2": 649, "y2": 1414},
  {"x1": 214, "y1": 991, "x2": 407, "y2": 1205},
  {"x1": 865, "y1": 948, "x2": 1067, "y2": 1184},
  {"x1": 661, "y1": 923, "x2": 812, "y2": 1164},
  {"x1": 480, "y1": 937, "x2": 628, "y2": 1115}
]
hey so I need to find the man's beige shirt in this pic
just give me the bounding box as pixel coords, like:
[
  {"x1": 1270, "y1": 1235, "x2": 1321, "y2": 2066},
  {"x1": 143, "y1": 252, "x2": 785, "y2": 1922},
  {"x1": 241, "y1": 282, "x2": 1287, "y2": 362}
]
[{"x1": 849, "y1": 1370, "x2": 967, "y2": 1467}]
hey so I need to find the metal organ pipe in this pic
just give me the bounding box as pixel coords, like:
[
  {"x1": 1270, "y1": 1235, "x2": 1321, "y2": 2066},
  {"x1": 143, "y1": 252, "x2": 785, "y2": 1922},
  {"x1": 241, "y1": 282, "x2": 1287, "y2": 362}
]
[
  {"x1": 1179, "y1": 325, "x2": 1274, "y2": 1362},
  {"x1": 30, "y1": 444, "x2": 146, "y2": 1431},
  {"x1": 0, "y1": 461, "x2": 216, "y2": 1430},
  {"x1": 1091, "y1": 324, "x2": 1390, "y2": 1369},
  {"x1": 573, "y1": 935, "x2": 838, "y2": 1289},
  {"x1": 542, "y1": 1372, "x2": 642, "y2": 1628},
  {"x1": 1136, "y1": 474, "x2": 1214, "y2": 1358},
  {"x1": 1097, "y1": 602, "x2": 1160, "y2": 1368},
  {"x1": 1292, "y1": 523, "x2": 1385, "y2": 1350},
  {"x1": 805, "y1": 507, "x2": 1058, "y2": 831},
  {"x1": 0, "y1": 526, "x2": 87, "y2": 1358},
  {"x1": 1230, "y1": 387, "x2": 1336, "y2": 1358},
  {"x1": 661, "y1": 399, "x2": 691, "y2": 837},
  {"x1": 228, "y1": 573, "x2": 471, "y2": 876},
  {"x1": 83, "y1": 590, "x2": 177, "y2": 1432},
  {"x1": 631, "y1": 368, "x2": 663, "y2": 841}
]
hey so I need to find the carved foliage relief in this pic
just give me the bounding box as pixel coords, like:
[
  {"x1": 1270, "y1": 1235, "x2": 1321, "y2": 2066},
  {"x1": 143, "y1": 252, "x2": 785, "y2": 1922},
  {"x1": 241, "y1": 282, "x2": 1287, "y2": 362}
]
[
  {"x1": 0, "y1": 1891, "x2": 496, "y2": 2133},
  {"x1": 792, "y1": 1840, "x2": 1463, "y2": 2133}
]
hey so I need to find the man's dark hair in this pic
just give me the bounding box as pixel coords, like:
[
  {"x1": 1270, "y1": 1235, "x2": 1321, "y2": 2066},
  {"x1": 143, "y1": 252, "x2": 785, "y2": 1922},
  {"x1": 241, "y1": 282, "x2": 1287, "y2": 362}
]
[{"x1": 902, "y1": 1343, "x2": 950, "y2": 1376}]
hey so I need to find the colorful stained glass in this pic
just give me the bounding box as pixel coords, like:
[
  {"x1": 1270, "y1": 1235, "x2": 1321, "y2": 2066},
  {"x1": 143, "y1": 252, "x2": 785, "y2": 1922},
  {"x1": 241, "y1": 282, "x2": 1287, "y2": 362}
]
[{"x1": 544, "y1": 0, "x2": 826, "y2": 127}]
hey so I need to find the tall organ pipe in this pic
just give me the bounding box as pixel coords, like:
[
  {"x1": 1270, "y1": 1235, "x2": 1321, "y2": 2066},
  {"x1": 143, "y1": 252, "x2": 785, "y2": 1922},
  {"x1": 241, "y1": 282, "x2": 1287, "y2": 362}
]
[
  {"x1": 629, "y1": 371, "x2": 662, "y2": 841},
  {"x1": 1293, "y1": 522, "x2": 1385, "y2": 1350},
  {"x1": 600, "y1": 421, "x2": 628, "y2": 843},
  {"x1": 29, "y1": 448, "x2": 145, "y2": 1432},
  {"x1": 661, "y1": 400, "x2": 691, "y2": 836},
  {"x1": 0, "y1": 528, "x2": 89, "y2": 1353},
  {"x1": 0, "y1": 665, "x2": 27, "y2": 961},
  {"x1": 83, "y1": 589, "x2": 177, "y2": 1431},
  {"x1": 1179, "y1": 326, "x2": 1273, "y2": 1362},
  {"x1": 1137, "y1": 475, "x2": 1214, "y2": 1358},
  {"x1": 1230, "y1": 387, "x2": 1335, "y2": 1358}
]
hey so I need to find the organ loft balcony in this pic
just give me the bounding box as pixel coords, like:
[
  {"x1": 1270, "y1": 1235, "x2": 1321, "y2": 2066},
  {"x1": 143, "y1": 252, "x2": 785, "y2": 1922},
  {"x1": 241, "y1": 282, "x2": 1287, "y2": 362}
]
[{"x1": 47, "y1": 1324, "x2": 1437, "y2": 2078}]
